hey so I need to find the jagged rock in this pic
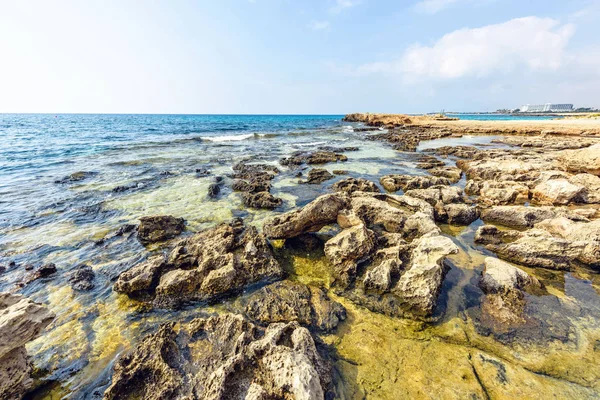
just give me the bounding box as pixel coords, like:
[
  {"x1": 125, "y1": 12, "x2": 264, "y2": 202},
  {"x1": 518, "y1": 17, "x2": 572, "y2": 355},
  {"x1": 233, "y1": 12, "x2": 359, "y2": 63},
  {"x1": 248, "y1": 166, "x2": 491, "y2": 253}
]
[
  {"x1": 68, "y1": 265, "x2": 95, "y2": 291},
  {"x1": 115, "y1": 219, "x2": 283, "y2": 307},
  {"x1": 103, "y1": 314, "x2": 332, "y2": 400},
  {"x1": 0, "y1": 293, "x2": 54, "y2": 399},
  {"x1": 284, "y1": 233, "x2": 324, "y2": 252},
  {"x1": 558, "y1": 143, "x2": 600, "y2": 176},
  {"x1": 207, "y1": 182, "x2": 221, "y2": 198},
  {"x1": 280, "y1": 151, "x2": 348, "y2": 166},
  {"x1": 137, "y1": 215, "x2": 185, "y2": 244},
  {"x1": 569, "y1": 173, "x2": 600, "y2": 203},
  {"x1": 232, "y1": 162, "x2": 279, "y2": 179},
  {"x1": 325, "y1": 224, "x2": 376, "y2": 288},
  {"x1": 241, "y1": 191, "x2": 283, "y2": 209},
  {"x1": 244, "y1": 280, "x2": 346, "y2": 332},
  {"x1": 404, "y1": 186, "x2": 468, "y2": 222},
  {"x1": 301, "y1": 168, "x2": 334, "y2": 184},
  {"x1": 475, "y1": 181, "x2": 530, "y2": 205},
  {"x1": 232, "y1": 178, "x2": 271, "y2": 193},
  {"x1": 393, "y1": 235, "x2": 459, "y2": 316},
  {"x1": 350, "y1": 194, "x2": 408, "y2": 233},
  {"x1": 380, "y1": 174, "x2": 450, "y2": 192},
  {"x1": 263, "y1": 193, "x2": 350, "y2": 239},
  {"x1": 427, "y1": 166, "x2": 462, "y2": 183},
  {"x1": 444, "y1": 203, "x2": 479, "y2": 225},
  {"x1": 531, "y1": 179, "x2": 585, "y2": 205},
  {"x1": 331, "y1": 177, "x2": 380, "y2": 194}
]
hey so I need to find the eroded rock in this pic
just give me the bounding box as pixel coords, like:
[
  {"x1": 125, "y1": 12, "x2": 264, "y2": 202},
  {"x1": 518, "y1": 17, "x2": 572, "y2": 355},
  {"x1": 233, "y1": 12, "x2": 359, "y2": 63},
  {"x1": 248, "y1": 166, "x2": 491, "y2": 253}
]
[
  {"x1": 103, "y1": 314, "x2": 333, "y2": 400},
  {"x1": 137, "y1": 215, "x2": 185, "y2": 244},
  {"x1": 332, "y1": 177, "x2": 380, "y2": 194},
  {"x1": 301, "y1": 168, "x2": 334, "y2": 184},
  {"x1": 281, "y1": 151, "x2": 348, "y2": 166},
  {"x1": 380, "y1": 174, "x2": 450, "y2": 192}
]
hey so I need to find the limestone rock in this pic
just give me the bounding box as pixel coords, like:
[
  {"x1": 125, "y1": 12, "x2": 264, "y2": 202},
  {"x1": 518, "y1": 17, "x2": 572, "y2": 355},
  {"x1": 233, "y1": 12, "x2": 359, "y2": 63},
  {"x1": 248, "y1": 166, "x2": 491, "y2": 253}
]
[
  {"x1": 137, "y1": 215, "x2": 185, "y2": 244},
  {"x1": 380, "y1": 174, "x2": 450, "y2": 192},
  {"x1": 427, "y1": 166, "x2": 462, "y2": 183},
  {"x1": 480, "y1": 206, "x2": 559, "y2": 229},
  {"x1": 103, "y1": 314, "x2": 333, "y2": 400},
  {"x1": 531, "y1": 179, "x2": 585, "y2": 205},
  {"x1": 393, "y1": 235, "x2": 459, "y2": 316},
  {"x1": 301, "y1": 168, "x2": 334, "y2": 184},
  {"x1": 0, "y1": 293, "x2": 54, "y2": 399},
  {"x1": 241, "y1": 191, "x2": 283, "y2": 209},
  {"x1": 244, "y1": 281, "x2": 346, "y2": 332},
  {"x1": 325, "y1": 224, "x2": 376, "y2": 288},
  {"x1": 114, "y1": 255, "x2": 167, "y2": 297},
  {"x1": 558, "y1": 143, "x2": 600, "y2": 176},
  {"x1": 480, "y1": 257, "x2": 541, "y2": 294},
  {"x1": 281, "y1": 151, "x2": 348, "y2": 166},
  {"x1": 444, "y1": 203, "x2": 479, "y2": 225},
  {"x1": 263, "y1": 193, "x2": 349, "y2": 239},
  {"x1": 332, "y1": 177, "x2": 380, "y2": 194},
  {"x1": 569, "y1": 173, "x2": 600, "y2": 203}
]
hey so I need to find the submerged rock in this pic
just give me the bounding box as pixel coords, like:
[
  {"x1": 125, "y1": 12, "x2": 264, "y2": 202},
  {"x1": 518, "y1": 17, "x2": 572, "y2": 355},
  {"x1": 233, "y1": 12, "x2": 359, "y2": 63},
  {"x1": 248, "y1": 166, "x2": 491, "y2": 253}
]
[
  {"x1": 332, "y1": 177, "x2": 380, "y2": 194},
  {"x1": 103, "y1": 314, "x2": 333, "y2": 400},
  {"x1": 263, "y1": 193, "x2": 350, "y2": 239},
  {"x1": 115, "y1": 219, "x2": 283, "y2": 307},
  {"x1": 0, "y1": 293, "x2": 54, "y2": 399},
  {"x1": 244, "y1": 280, "x2": 346, "y2": 332},
  {"x1": 137, "y1": 215, "x2": 185, "y2": 244},
  {"x1": 68, "y1": 264, "x2": 95, "y2": 291},
  {"x1": 54, "y1": 171, "x2": 96, "y2": 184}
]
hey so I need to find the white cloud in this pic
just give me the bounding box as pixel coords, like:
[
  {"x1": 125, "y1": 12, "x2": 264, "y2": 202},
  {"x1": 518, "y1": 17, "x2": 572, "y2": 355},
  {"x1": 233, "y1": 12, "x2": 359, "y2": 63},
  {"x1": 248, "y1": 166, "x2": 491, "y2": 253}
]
[
  {"x1": 414, "y1": 0, "x2": 460, "y2": 14},
  {"x1": 309, "y1": 20, "x2": 331, "y2": 31},
  {"x1": 329, "y1": 0, "x2": 361, "y2": 14},
  {"x1": 357, "y1": 16, "x2": 575, "y2": 83}
]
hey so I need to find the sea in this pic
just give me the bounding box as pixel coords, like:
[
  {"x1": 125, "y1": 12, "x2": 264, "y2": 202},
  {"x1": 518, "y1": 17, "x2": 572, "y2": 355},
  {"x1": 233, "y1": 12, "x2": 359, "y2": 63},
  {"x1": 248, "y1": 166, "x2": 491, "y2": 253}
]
[{"x1": 1, "y1": 113, "x2": 595, "y2": 399}]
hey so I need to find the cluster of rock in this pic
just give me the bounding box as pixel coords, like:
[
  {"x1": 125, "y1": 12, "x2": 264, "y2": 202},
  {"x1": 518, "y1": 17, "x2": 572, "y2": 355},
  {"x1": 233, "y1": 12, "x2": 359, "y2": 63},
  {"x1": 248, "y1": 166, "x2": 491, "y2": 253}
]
[
  {"x1": 114, "y1": 218, "x2": 284, "y2": 307},
  {"x1": 231, "y1": 161, "x2": 283, "y2": 209},
  {"x1": 104, "y1": 313, "x2": 334, "y2": 400},
  {"x1": 0, "y1": 293, "x2": 54, "y2": 399},
  {"x1": 263, "y1": 190, "x2": 460, "y2": 318}
]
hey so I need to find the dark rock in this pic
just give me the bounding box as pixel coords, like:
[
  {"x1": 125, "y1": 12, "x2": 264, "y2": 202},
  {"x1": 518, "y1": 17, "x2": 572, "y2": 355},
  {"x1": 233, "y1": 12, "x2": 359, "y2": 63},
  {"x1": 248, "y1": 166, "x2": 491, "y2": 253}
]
[
  {"x1": 115, "y1": 224, "x2": 137, "y2": 237},
  {"x1": 115, "y1": 219, "x2": 283, "y2": 307},
  {"x1": 137, "y1": 215, "x2": 185, "y2": 244},
  {"x1": 284, "y1": 233, "x2": 324, "y2": 252},
  {"x1": 333, "y1": 170, "x2": 347, "y2": 175},
  {"x1": 444, "y1": 203, "x2": 479, "y2": 225},
  {"x1": 332, "y1": 177, "x2": 380, "y2": 194},
  {"x1": 232, "y1": 179, "x2": 271, "y2": 193},
  {"x1": 68, "y1": 265, "x2": 95, "y2": 291},
  {"x1": 280, "y1": 151, "x2": 348, "y2": 166},
  {"x1": 103, "y1": 314, "x2": 333, "y2": 400},
  {"x1": 195, "y1": 167, "x2": 211, "y2": 176},
  {"x1": 54, "y1": 171, "x2": 96, "y2": 184},
  {"x1": 207, "y1": 183, "x2": 221, "y2": 198},
  {"x1": 244, "y1": 280, "x2": 346, "y2": 332},
  {"x1": 241, "y1": 191, "x2": 283, "y2": 209},
  {"x1": 300, "y1": 168, "x2": 334, "y2": 184}
]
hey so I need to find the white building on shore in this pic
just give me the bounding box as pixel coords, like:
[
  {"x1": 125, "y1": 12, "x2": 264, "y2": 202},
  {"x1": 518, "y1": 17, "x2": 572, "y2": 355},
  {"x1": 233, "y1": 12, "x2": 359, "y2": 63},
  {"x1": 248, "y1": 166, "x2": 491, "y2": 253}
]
[{"x1": 520, "y1": 103, "x2": 573, "y2": 112}]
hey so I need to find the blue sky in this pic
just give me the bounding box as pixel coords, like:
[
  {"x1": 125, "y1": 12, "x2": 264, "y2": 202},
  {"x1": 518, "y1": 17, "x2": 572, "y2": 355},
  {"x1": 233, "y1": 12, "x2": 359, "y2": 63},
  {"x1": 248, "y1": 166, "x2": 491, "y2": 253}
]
[{"x1": 0, "y1": 0, "x2": 598, "y2": 113}]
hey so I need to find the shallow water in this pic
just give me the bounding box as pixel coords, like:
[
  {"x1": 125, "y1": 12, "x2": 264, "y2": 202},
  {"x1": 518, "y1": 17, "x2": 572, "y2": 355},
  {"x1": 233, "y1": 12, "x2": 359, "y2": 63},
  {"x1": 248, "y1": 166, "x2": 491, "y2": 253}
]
[{"x1": 1, "y1": 114, "x2": 599, "y2": 399}]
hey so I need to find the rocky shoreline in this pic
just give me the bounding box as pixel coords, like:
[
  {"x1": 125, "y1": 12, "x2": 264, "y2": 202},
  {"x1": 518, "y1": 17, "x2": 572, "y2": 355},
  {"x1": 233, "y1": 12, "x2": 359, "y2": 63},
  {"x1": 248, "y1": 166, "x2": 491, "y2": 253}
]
[{"x1": 2, "y1": 114, "x2": 600, "y2": 399}]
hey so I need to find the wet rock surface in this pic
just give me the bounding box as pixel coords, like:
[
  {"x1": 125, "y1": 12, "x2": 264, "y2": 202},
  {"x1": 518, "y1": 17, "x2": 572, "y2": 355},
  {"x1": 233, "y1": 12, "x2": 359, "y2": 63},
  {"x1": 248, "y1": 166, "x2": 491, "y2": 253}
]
[
  {"x1": 104, "y1": 313, "x2": 333, "y2": 400},
  {"x1": 380, "y1": 174, "x2": 451, "y2": 192},
  {"x1": 280, "y1": 150, "x2": 348, "y2": 166},
  {"x1": 0, "y1": 293, "x2": 54, "y2": 399},
  {"x1": 331, "y1": 177, "x2": 380, "y2": 194},
  {"x1": 231, "y1": 162, "x2": 283, "y2": 209},
  {"x1": 300, "y1": 168, "x2": 334, "y2": 184},
  {"x1": 115, "y1": 218, "x2": 284, "y2": 307},
  {"x1": 137, "y1": 215, "x2": 185, "y2": 244},
  {"x1": 68, "y1": 265, "x2": 95, "y2": 291},
  {"x1": 244, "y1": 280, "x2": 346, "y2": 332}
]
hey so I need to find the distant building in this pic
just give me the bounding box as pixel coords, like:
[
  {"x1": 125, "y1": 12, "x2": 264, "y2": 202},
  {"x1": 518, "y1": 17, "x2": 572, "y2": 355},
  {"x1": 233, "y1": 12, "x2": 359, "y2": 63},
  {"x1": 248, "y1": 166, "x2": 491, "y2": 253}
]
[{"x1": 520, "y1": 103, "x2": 573, "y2": 112}]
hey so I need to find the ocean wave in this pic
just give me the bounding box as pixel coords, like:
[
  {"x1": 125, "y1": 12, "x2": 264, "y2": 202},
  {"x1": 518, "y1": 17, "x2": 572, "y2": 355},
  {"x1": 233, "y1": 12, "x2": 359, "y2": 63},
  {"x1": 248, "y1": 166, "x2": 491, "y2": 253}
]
[{"x1": 203, "y1": 133, "x2": 256, "y2": 142}]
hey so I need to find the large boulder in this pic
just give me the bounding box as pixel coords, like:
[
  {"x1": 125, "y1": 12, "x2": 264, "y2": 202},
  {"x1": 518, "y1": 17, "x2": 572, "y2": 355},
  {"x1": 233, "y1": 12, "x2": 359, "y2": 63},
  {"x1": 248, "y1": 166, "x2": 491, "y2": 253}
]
[
  {"x1": 263, "y1": 193, "x2": 350, "y2": 239},
  {"x1": 325, "y1": 224, "x2": 376, "y2": 288},
  {"x1": 0, "y1": 293, "x2": 54, "y2": 399},
  {"x1": 115, "y1": 219, "x2": 283, "y2": 307},
  {"x1": 392, "y1": 235, "x2": 459, "y2": 316},
  {"x1": 104, "y1": 314, "x2": 333, "y2": 400},
  {"x1": 531, "y1": 179, "x2": 585, "y2": 205},
  {"x1": 244, "y1": 280, "x2": 346, "y2": 332},
  {"x1": 137, "y1": 215, "x2": 185, "y2": 244},
  {"x1": 558, "y1": 143, "x2": 600, "y2": 176}
]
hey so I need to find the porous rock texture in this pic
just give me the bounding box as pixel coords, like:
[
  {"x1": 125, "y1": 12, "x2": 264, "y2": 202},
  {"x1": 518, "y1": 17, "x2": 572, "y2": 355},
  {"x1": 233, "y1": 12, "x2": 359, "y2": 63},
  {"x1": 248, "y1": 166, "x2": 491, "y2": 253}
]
[
  {"x1": 115, "y1": 218, "x2": 283, "y2": 307},
  {"x1": 137, "y1": 215, "x2": 185, "y2": 244},
  {"x1": 0, "y1": 293, "x2": 54, "y2": 399},
  {"x1": 103, "y1": 313, "x2": 333, "y2": 400}
]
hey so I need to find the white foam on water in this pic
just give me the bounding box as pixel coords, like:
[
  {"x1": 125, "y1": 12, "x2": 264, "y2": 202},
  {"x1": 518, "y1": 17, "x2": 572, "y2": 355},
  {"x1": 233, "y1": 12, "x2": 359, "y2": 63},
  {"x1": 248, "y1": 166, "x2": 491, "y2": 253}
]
[{"x1": 203, "y1": 133, "x2": 255, "y2": 142}]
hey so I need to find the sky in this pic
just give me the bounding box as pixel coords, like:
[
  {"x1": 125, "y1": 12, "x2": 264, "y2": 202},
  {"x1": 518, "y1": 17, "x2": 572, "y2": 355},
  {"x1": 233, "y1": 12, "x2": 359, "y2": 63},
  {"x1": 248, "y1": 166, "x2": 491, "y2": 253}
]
[{"x1": 0, "y1": 0, "x2": 599, "y2": 114}]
